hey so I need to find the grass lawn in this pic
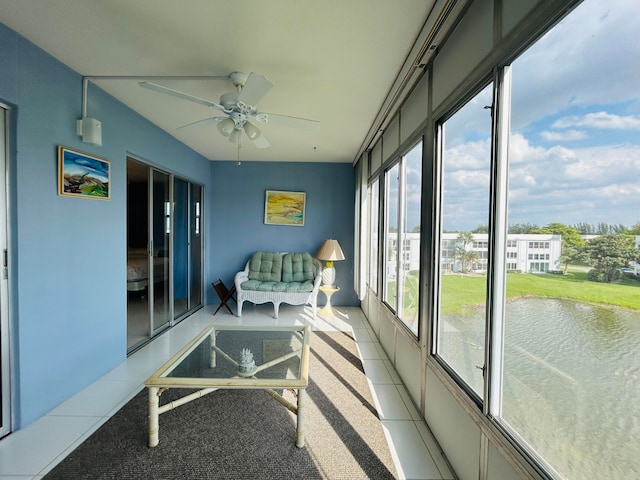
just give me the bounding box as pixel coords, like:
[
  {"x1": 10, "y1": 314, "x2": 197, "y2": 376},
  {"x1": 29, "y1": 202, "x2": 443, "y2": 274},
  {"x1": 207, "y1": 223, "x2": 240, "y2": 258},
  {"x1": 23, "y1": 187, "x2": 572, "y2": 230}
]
[{"x1": 440, "y1": 269, "x2": 640, "y2": 314}]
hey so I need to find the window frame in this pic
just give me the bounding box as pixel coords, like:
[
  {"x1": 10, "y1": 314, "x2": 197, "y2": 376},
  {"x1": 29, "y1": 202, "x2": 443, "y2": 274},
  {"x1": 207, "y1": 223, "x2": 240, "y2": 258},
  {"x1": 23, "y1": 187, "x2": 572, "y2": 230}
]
[
  {"x1": 367, "y1": 178, "x2": 380, "y2": 295},
  {"x1": 432, "y1": 79, "x2": 496, "y2": 405},
  {"x1": 380, "y1": 139, "x2": 424, "y2": 336}
]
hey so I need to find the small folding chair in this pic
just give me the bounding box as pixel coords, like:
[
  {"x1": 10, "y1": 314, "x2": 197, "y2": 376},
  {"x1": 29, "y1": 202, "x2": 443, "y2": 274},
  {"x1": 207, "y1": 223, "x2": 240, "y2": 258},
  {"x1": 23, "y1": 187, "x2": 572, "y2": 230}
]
[{"x1": 212, "y1": 279, "x2": 237, "y2": 315}]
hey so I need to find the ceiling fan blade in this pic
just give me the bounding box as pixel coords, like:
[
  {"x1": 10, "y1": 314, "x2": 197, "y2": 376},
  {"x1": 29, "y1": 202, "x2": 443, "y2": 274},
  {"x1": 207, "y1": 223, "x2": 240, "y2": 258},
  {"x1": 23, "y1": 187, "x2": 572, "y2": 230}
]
[
  {"x1": 177, "y1": 116, "x2": 225, "y2": 130},
  {"x1": 260, "y1": 112, "x2": 320, "y2": 130},
  {"x1": 236, "y1": 73, "x2": 273, "y2": 106},
  {"x1": 139, "y1": 81, "x2": 224, "y2": 110}
]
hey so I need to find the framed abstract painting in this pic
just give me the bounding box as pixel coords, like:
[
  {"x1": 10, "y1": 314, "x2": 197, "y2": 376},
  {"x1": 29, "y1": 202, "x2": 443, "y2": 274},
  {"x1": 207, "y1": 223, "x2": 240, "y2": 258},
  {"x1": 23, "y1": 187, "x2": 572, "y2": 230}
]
[
  {"x1": 58, "y1": 146, "x2": 110, "y2": 200},
  {"x1": 264, "y1": 190, "x2": 306, "y2": 226}
]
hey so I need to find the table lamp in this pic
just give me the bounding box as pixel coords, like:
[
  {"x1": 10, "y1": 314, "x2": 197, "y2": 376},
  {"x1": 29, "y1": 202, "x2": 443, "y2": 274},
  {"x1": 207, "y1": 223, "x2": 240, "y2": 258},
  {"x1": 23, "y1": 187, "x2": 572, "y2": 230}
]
[{"x1": 316, "y1": 239, "x2": 345, "y2": 287}]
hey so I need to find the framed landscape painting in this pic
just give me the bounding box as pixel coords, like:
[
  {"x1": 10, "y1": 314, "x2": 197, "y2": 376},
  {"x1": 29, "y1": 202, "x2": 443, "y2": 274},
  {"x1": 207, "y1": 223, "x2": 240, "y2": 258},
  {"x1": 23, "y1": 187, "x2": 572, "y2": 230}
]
[
  {"x1": 58, "y1": 146, "x2": 110, "y2": 200},
  {"x1": 264, "y1": 190, "x2": 306, "y2": 226}
]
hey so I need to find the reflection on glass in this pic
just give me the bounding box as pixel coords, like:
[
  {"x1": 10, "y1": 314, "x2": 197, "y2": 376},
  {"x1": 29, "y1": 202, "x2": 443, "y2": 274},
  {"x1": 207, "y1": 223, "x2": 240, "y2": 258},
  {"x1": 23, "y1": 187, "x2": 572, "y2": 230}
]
[
  {"x1": 437, "y1": 83, "x2": 493, "y2": 398},
  {"x1": 190, "y1": 184, "x2": 203, "y2": 310},
  {"x1": 152, "y1": 170, "x2": 171, "y2": 332},
  {"x1": 173, "y1": 178, "x2": 189, "y2": 319},
  {"x1": 126, "y1": 158, "x2": 151, "y2": 350},
  {"x1": 368, "y1": 180, "x2": 379, "y2": 294},
  {"x1": 501, "y1": 0, "x2": 640, "y2": 477},
  {"x1": 384, "y1": 164, "x2": 399, "y2": 311},
  {"x1": 399, "y1": 143, "x2": 422, "y2": 334}
]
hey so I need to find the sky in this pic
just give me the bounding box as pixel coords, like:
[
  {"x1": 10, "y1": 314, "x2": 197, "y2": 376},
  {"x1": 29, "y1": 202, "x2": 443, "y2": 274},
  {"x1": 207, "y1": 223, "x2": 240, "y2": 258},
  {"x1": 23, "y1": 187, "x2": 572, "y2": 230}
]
[{"x1": 439, "y1": 0, "x2": 640, "y2": 232}]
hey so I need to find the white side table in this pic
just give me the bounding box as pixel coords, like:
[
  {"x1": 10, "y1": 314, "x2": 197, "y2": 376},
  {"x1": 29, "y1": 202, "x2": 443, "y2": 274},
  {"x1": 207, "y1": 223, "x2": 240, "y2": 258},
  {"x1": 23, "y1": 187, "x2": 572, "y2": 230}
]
[{"x1": 319, "y1": 285, "x2": 340, "y2": 316}]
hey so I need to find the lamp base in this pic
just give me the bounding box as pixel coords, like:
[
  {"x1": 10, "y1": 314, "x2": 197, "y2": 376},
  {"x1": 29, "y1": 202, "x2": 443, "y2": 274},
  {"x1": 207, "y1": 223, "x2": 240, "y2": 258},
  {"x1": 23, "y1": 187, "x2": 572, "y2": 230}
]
[{"x1": 321, "y1": 263, "x2": 335, "y2": 287}]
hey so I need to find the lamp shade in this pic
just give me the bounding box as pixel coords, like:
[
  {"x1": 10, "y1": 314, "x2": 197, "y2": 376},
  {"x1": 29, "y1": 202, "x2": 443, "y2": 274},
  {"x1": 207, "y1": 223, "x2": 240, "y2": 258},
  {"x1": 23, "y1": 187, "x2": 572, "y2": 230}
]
[
  {"x1": 316, "y1": 239, "x2": 345, "y2": 261},
  {"x1": 243, "y1": 121, "x2": 261, "y2": 140},
  {"x1": 217, "y1": 117, "x2": 235, "y2": 137},
  {"x1": 228, "y1": 128, "x2": 240, "y2": 144}
]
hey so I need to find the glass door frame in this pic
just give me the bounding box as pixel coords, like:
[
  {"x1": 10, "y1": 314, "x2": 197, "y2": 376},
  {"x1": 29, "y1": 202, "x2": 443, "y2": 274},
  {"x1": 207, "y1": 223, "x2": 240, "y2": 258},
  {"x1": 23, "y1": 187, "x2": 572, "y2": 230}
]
[
  {"x1": 149, "y1": 168, "x2": 172, "y2": 335},
  {"x1": 0, "y1": 103, "x2": 12, "y2": 438},
  {"x1": 172, "y1": 178, "x2": 204, "y2": 323}
]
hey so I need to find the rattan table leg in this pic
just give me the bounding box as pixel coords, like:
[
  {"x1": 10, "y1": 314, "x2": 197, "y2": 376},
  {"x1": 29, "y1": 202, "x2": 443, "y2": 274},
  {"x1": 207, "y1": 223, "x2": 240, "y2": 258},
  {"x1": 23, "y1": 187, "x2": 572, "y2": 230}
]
[
  {"x1": 148, "y1": 387, "x2": 159, "y2": 447},
  {"x1": 296, "y1": 387, "x2": 307, "y2": 448}
]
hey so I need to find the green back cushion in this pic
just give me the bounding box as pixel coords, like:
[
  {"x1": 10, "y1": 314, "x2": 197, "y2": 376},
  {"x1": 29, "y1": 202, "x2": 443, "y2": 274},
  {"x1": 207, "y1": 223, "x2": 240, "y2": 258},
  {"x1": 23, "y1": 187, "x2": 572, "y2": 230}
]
[
  {"x1": 282, "y1": 252, "x2": 314, "y2": 282},
  {"x1": 248, "y1": 251, "x2": 282, "y2": 282}
]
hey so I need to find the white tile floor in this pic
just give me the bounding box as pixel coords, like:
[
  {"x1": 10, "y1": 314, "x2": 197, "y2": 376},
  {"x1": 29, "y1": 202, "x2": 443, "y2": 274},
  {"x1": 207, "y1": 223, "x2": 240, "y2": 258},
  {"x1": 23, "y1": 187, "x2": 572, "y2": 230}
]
[{"x1": 0, "y1": 304, "x2": 455, "y2": 480}]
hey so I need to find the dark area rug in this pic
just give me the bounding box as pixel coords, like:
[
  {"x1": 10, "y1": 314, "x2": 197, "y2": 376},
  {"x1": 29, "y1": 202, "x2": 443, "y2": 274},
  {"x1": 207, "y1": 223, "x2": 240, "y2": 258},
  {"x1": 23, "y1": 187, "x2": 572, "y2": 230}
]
[{"x1": 44, "y1": 331, "x2": 398, "y2": 479}]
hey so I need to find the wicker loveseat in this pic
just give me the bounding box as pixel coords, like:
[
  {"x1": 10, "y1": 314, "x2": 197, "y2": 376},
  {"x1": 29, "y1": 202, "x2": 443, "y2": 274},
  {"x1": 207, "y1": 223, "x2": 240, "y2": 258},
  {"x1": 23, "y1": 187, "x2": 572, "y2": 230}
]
[{"x1": 234, "y1": 251, "x2": 322, "y2": 318}]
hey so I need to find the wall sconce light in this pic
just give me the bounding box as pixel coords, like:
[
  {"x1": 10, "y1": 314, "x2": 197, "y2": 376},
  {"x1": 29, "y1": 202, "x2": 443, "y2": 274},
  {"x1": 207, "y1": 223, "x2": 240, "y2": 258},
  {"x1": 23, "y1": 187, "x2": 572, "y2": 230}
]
[
  {"x1": 76, "y1": 117, "x2": 102, "y2": 146},
  {"x1": 316, "y1": 239, "x2": 345, "y2": 287}
]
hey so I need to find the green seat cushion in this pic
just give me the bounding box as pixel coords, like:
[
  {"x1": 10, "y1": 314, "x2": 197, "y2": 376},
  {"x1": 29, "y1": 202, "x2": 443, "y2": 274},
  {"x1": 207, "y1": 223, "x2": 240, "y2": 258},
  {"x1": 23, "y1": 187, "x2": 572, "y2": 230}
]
[
  {"x1": 241, "y1": 280, "x2": 278, "y2": 291},
  {"x1": 241, "y1": 280, "x2": 314, "y2": 293},
  {"x1": 241, "y1": 279, "x2": 263, "y2": 291},
  {"x1": 284, "y1": 281, "x2": 314, "y2": 292},
  {"x1": 282, "y1": 252, "x2": 314, "y2": 282},
  {"x1": 271, "y1": 282, "x2": 289, "y2": 292},
  {"x1": 248, "y1": 251, "x2": 282, "y2": 282}
]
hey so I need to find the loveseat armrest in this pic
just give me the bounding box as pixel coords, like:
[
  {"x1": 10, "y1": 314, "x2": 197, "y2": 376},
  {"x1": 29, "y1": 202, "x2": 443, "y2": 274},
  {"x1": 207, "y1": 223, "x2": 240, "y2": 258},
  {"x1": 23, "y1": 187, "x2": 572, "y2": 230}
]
[
  {"x1": 312, "y1": 259, "x2": 323, "y2": 288},
  {"x1": 234, "y1": 261, "x2": 250, "y2": 292}
]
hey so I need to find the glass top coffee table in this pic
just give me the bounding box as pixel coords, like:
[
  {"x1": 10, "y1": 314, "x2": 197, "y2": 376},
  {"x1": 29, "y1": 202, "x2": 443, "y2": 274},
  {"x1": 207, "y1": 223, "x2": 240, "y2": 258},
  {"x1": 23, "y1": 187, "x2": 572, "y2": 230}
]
[{"x1": 144, "y1": 324, "x2": 311, "y2": 448}]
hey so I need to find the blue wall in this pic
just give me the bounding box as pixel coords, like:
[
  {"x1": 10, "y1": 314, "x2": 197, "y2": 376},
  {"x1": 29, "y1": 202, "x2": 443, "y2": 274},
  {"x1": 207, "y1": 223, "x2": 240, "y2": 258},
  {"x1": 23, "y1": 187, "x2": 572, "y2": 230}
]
[
  {"x1": 0, "y1": 21, "x2": 359, "y2": 430},
  {"x1": 209, "y1": 161, "x2": 358, "y2": 307},
  {"x1": 0, "y1": 23, "x2": 211, "y2": 428}
]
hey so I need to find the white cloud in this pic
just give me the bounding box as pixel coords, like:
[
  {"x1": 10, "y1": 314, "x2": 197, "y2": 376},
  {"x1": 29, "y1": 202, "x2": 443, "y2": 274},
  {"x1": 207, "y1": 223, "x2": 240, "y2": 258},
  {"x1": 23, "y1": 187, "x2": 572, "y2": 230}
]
[
  {"x1": 510, "y1": 0, "x2": 640, "y2": 130},
  {"x1": 444, "y1": 132, "x2": 640, "y2": 229},
  {"x1": 447, "y1": 169, "x2": 490, "y2": 189},
  {"x1": 444, "y1": 138, "x2": 491, "y2": 169},
  {"x1": 540, "y1": 129, "x2": 587, "y2": 141},
  {"x1": 552, "y1": 112, "x2": 640, "y2": 130}
]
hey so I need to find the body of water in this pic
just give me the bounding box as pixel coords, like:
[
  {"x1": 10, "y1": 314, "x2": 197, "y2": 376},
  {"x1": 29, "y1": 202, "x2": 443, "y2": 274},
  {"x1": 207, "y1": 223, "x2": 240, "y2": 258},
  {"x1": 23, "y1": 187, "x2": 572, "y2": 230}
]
[{"x1": 442, "y1": 298, "x2": 640, "y2": 479}]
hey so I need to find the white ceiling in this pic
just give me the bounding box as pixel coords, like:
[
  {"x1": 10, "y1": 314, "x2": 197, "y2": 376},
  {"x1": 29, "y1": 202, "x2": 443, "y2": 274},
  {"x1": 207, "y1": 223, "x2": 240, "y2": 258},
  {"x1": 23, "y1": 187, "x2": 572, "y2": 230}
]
[{"x1": 0, "y1": 0, "x2": 440, "y2": 163}]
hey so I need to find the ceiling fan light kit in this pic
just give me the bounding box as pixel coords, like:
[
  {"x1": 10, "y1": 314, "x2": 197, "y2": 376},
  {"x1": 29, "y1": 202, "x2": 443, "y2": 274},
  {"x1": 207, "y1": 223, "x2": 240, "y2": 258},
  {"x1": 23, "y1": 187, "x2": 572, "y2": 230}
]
[
  {"x1": 139, "y1": 71, "x2": 319, "y2": 150},
  {"x1": 216, "y1": 117, "x2": 235, "y2": 137},
  {"x1": 228, "y1": 129, "x2": 241, "y2": 144},
  {"x1": 243, "y1": 121, "x2": 261, "y2": 140}
]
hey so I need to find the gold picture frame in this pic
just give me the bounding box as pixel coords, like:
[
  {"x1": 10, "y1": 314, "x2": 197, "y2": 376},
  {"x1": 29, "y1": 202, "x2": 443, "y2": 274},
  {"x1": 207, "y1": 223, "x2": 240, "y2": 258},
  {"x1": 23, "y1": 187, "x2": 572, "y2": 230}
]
[
  {"x1": 264, "y1": 190, "x2": 306, "y2": 226},
  {"x1": 58, "y1": 146, "x2": 110, "y2": 200}
]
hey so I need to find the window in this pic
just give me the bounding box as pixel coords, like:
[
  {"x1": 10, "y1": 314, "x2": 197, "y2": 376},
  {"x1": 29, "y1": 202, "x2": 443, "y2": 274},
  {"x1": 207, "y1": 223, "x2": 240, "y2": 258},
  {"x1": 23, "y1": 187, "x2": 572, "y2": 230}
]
[
  {"x1": 436, "y1": 83, "x2": 493, "y2": 398},
  {"x1": 498, "y1": 1, "x2": 640, "y2": 478},
  {"x1": 368, "y1": 179, "x2": 379, "y2": 293},
  {"x1": 362, "y1": 1, "x2": 639, "y2": 477},
  {"x1": 382, "y1": 142, "x2": 423, "y2": 334},
  {"x1": 399, "y1": 142, "x2": 422, "y2": 332},
  {"x1": 383, "y1": 164, "x2": 399, "y2": 311}
]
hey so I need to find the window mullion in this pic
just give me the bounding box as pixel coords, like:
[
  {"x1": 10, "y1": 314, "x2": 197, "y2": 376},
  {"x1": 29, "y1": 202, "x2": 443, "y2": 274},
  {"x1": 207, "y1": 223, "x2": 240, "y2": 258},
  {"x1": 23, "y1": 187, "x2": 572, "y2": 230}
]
[{"x1": 485, "y1": 66, "x2": 512, "y2": 417}]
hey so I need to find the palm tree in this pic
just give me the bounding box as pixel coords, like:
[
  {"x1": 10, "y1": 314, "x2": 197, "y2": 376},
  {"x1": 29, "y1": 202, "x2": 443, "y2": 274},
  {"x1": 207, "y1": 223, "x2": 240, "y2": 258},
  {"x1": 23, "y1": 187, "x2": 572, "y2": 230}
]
[{"x1": 454, "y1": 232, "x2": 479, "y2": 272}]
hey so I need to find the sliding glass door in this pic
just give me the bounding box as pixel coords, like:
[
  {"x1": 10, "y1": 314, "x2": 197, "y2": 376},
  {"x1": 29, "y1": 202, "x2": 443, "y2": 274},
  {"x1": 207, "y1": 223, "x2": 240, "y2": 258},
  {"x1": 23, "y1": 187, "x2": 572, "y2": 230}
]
[
  {"x1": 151, "y1": 169, "x2": 171, "y2": 333},
  {"x1": 190, "y1": 183, "x2": 203, "y2": 310},
  {"x1": 126, "y1": 158, "x2": 203, "y2": 352},
  {"x1": 172, "y1": 179, "x2": 203, "y2": 321}
]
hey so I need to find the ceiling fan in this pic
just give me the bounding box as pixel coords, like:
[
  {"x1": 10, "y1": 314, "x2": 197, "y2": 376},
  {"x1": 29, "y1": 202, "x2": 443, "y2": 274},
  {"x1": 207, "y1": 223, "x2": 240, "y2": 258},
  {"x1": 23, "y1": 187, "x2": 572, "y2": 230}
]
[{"x1": 139, "y1": 72, "x2": 319, "y2": 149}]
